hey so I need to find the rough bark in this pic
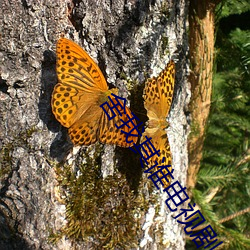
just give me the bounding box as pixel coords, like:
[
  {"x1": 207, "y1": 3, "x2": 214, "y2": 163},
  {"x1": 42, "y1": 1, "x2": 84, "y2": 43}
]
[
  {"x1": 0, "y1": 0, "x2": 189, "y2": 249},
  {"x1": 187, "y1": 0, "x2": 220, "y2": 191}
]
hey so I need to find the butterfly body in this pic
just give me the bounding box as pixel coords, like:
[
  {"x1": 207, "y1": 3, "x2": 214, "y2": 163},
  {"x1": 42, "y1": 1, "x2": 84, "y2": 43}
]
[
  {"x1": 52, "y1": 38, "x2": 137, "y2": 147},
  {"x1": 141, "y1": 60, "x2": 175, "y2": 188},
  {"x1": 146, "y1": 117, "x2": 169, "y2": 130}
]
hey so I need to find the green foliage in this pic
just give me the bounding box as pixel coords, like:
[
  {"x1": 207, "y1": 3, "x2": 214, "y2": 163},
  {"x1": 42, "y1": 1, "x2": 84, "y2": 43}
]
[
  {"x1": 205, "y1": 26, "x2": 250, "y2": 167},
  {"x1": 216, "y1": 29, "x2": 250, "y2": 72},
  {"x1": 218, "y1": 0, "x2": 250, "y2": 17}
]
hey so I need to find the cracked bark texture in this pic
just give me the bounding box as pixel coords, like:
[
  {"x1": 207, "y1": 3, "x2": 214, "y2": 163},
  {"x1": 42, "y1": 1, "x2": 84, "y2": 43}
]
[{"x1": 0, "y1": 0, "x2": 189, "y2": 249}]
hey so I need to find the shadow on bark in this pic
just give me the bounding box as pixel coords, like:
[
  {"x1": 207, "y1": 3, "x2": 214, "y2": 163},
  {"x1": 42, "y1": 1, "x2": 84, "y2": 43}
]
[
  {"x1": 39, "y1": 50, "x2": 73, "y2": 161},
  {"x1": 0, "y1": 210, "x2": 32, "y2": 250}
]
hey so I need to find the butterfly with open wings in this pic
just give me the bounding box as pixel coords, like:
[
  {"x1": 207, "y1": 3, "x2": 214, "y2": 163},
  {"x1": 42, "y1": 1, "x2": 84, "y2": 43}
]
[{"x1": 51, "y1": 38, "x2": 138, "y2": 147}]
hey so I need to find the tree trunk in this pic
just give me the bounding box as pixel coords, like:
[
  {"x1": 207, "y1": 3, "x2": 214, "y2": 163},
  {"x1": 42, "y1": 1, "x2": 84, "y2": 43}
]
[
  {"x1": 0, "y1": 0, "x2": 189, "y2": 249},
  {"x1": 187, "y1": 0, "x2": 220, "y2": 191}
]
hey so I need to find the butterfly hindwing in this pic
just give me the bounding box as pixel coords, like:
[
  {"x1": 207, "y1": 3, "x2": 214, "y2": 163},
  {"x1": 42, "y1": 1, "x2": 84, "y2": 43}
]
[
  {"x1": 141, "y1": 128, "x2": 172, "y2": 188},
  {"x1": 99, "y1": 98, "x2": 138, "y2": 147},
  {"x1": 68, "y1": 119, "x2": 100, "y2": 145}
]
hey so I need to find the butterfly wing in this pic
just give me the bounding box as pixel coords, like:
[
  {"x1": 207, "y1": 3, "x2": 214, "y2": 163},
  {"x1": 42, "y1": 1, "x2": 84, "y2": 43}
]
[
  {"x1": 68, "y1": 107, "x2": 102, "y2": 145},
  {"x1": 52, "y1": 83, "x2": 102, "y2": 128},
  {"x1": 52, "y1": 38, "x2": 109, "y2": 128},
  {"x1": 52, "y1": 38, "x2": 138, "y2": 147},
  {"x1": 143, "y1": 60, "x2": 175, "y2": 120},
  {"x1": 56, "y1": 38, "x2": 108, "y2": 91},
  {"x1": 99, "y1": 98, "x2": 138, "y2": 147},
  {"x1": 141, "y1": 60, "x2": 175, "y2": 188},
  {"x1": 52, "y1": 38, "x2": 109, "y2": 145},
  {"x1": 141, "y1": 128, "x2": 172, "y2": 188}
]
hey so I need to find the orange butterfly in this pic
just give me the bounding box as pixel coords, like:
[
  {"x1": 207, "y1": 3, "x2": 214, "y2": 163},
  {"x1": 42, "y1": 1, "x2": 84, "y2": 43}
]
[
  {"x1": 141, "y1": 60, "x2": 175, "y2": 188},
  {"x1": 52, "y1": 38, "x2": 138, "y2": 147}
]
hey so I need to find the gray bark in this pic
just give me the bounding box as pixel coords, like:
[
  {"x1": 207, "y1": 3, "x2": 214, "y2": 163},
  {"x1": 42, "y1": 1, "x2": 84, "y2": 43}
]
[{"x1": 0, "y1": 0, "x2": 189, "y2": 249}]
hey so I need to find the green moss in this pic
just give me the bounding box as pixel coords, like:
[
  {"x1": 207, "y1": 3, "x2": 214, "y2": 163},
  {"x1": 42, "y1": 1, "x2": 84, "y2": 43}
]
[
  {"x1": 0, "y1": 126, "x2": 38, "y2": 178},
  {"x1": 161, "y1": 35, "x2": 169, "y2": 57},
  {"x1": 159, "y1": 2, "x2": 170, "y2": 17},
  {"x1": 119, "y1": 72, "x2": 139, "y2": 92},
  {"x1": 0, "y1": 144, "x2": 13, "y2": 178},
  {"x1": 119, "y1": 71, "x2": 128, "y2": 81},
  {"x1": 25, "y1": 126, "x2": 38, "y2": 138},
  {"x1": 51, "y1": 151, "x2": 151, "y2": 248},
  {"x1": 189, "y1": 120, "x2": 201, "y2": 138}
]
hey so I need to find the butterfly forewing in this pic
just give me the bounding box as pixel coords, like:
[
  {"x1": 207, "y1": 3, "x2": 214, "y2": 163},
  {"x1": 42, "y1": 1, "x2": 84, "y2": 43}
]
[
  {"x1": 56, "y1": 38, "x2": 108, "y2": 91},
  {"x1": 52, "y1": 83, "x2": 79, "y2": 127},
  {"x1": 143, "y1": 60, "x2": 175, "y2": 119}
]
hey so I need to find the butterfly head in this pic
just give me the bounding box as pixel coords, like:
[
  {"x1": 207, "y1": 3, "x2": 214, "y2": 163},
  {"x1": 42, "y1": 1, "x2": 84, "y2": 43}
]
[{"x1": 98, "y1": 88, "x2": 119, "y2": 105}]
